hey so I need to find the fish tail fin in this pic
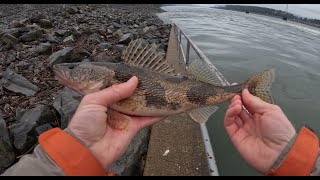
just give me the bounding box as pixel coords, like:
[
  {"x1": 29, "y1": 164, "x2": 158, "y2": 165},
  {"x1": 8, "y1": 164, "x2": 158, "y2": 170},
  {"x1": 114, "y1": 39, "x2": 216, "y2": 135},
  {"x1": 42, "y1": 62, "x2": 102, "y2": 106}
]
[{"x1": 244, "y1": 68, "x2": 275, "y2": 104}]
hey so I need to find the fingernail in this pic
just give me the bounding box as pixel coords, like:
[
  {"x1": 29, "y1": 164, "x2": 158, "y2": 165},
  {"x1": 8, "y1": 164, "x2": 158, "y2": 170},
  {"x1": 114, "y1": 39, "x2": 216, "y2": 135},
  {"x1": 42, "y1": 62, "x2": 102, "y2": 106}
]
[{"x1": 128, "y1": 76, "x2": 137, "y2": 82}]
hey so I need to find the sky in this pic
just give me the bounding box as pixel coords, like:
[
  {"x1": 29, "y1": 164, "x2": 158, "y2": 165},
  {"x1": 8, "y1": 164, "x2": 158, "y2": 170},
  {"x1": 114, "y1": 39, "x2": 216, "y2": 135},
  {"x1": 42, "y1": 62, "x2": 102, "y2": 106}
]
[{"x1": 193, "y1": 4, "x2": 320, "y2": 19}]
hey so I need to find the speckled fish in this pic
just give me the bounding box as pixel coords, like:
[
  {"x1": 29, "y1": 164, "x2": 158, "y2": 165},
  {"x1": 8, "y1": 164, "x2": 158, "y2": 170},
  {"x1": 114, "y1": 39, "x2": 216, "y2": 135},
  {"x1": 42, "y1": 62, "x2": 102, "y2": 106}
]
[{"x1": 53, "y1": 39, "x2": 275, "y2": 125}]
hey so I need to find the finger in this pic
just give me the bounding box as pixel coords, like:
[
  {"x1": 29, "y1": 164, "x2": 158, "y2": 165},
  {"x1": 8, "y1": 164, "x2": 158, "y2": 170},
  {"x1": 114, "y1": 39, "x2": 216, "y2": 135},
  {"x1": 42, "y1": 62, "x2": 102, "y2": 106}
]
[
  {"x1": 235, "y1": 117, "x2": 243, "y2": 127},
  {"x1": 229, "y1": 99, "x2": 242, "y2": 109},
  {"x1": 242, "y1": 89, "x2": 274, "y2": 114},
  {"x1": 224, "y1": 104, "x2": 242, "y2": 136},
  {"x1": 230, "y1": 95, "x2": 241, "y2": 104},
  {"x1": 81, "y1": 76, "x2": 138, "y2": 107},
  {"x1": 239, "y1": 108, "x2": 252, "y2": 122}
]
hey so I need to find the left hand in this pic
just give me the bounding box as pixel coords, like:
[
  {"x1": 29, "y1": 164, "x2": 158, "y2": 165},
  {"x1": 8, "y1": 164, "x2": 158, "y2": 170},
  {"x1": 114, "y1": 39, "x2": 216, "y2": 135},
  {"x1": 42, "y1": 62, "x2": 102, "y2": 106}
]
[{"x1": 67, "y1": 76, "x2": 165, "y2": 169}]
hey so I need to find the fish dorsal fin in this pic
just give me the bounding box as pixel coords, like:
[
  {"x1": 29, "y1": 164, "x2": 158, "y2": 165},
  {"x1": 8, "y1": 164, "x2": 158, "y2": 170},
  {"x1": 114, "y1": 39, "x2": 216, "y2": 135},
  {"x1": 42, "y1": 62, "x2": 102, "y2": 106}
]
[
  {"x1": 121, "y1": 39, "x2": 177, "y2": 75},
  {"x1": 188, "y1": 106, "x2": 219, "y2": 124},
  {"x1": 186, "y1": 59, "x2": 224, "y2": 86}
]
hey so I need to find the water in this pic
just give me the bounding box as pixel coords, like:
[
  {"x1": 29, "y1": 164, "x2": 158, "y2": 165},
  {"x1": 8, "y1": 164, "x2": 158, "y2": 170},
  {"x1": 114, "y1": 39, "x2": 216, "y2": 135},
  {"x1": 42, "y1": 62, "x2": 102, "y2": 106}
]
[{"x1": 157, "y1": 6, "x2": 320, "y2": 176}]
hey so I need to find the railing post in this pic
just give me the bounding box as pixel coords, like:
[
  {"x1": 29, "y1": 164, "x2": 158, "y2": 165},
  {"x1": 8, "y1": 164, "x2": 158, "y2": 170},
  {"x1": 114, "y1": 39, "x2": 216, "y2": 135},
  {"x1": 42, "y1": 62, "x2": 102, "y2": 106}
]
[
  {"x1": 186, "y1": 41, "x2": 190, "y2": 65},
  {"x1": 178, "y1": 30, "x2": 182, "y2": 62}
]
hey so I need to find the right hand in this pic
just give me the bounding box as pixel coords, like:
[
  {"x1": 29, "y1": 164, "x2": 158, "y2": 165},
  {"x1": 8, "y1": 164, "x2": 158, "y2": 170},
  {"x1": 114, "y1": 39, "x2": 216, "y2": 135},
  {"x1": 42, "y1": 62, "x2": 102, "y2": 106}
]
[{"x1": 224, "y1": 89, "x2": 296, "y2": 174}]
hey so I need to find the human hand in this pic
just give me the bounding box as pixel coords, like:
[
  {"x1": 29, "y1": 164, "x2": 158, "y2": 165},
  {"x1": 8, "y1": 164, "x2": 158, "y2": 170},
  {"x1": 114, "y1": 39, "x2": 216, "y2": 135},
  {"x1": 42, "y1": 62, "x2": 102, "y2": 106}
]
[
  {"x1": 67, "y1": 76, "x2": 165, "y2": 169},
  {"x1": 224, "y1": 89, "x2": 296, "y2": 174}
]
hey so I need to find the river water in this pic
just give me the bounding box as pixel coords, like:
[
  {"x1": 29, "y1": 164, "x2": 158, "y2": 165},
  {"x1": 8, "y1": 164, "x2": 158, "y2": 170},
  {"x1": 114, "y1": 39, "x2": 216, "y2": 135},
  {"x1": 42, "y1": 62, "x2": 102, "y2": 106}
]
[{"x1": 157, "y1": 6, "x2": 320, "y2": 176}]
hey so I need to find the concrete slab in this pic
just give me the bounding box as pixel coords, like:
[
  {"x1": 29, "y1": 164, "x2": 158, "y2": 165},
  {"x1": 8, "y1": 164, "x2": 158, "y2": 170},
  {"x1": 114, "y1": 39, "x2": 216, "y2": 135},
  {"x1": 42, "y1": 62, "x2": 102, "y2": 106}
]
[
  {"x1": 143, "y1": 114, "x2": 210, "y2": 176},
  {"x1": 143, "y1": 26, "x2": 210, "y2": 176}
]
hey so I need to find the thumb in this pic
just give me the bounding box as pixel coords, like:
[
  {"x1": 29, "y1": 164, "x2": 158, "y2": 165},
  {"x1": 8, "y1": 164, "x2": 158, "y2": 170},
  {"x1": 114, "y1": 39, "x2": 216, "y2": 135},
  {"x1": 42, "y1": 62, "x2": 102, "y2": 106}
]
[
  {"x1": 242, "y1": 89, "x2": 274, "y2": 114},
  {"x1": 81, "y1": 76, "x2": 138, "y2": 107}
]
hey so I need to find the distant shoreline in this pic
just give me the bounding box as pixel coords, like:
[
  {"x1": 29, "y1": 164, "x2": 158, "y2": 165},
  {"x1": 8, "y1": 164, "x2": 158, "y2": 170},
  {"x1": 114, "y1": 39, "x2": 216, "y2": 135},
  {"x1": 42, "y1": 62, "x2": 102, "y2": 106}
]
[{"x1": 212, "y1": 7, "x2": 320, "y2": 30}]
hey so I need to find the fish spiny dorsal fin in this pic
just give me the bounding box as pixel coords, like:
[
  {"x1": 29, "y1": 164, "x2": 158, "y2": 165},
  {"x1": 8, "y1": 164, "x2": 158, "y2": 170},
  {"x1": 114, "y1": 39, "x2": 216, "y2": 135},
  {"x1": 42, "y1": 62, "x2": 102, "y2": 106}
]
[
  {"x1": 186, "y1": 59, "x2": 224, "y2": 86},
  {"x1": 121, "y1": 39, "x2": 177, "y2": 76}
]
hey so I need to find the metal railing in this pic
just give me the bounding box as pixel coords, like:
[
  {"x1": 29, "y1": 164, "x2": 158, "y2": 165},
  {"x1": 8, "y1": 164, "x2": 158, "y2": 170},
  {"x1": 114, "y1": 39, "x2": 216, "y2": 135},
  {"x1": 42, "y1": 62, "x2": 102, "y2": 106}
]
[
  {"x1": 173, "y1": 23, "x2": 230, "y2": 86},
  {"x1": 173, "y1": 23, "x2": 233, "y2": 176}
]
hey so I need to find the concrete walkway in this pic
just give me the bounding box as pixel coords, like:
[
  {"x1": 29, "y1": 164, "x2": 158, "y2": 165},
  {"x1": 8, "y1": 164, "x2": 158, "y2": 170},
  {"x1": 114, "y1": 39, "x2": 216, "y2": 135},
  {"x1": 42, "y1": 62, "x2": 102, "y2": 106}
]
[{"x1": 143, "y1": 27, "x2": 210, "y2": 176}]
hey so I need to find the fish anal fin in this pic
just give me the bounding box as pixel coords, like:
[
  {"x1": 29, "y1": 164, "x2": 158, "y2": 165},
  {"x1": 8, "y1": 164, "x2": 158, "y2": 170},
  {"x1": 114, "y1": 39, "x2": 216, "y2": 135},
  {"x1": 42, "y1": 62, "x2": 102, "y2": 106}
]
[{"x1": 187, "y1": 106, "x2": 219, "y2": 124}]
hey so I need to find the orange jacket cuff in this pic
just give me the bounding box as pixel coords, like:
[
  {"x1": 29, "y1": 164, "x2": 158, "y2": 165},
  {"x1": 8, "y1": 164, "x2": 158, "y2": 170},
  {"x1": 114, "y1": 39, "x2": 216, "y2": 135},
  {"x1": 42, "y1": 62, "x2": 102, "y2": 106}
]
[
  {"x1": 266, "y1": 127, "x2": 319, "y2": 176},
  {"x1": 39, "y1": 128, "x2": 107, "y2": 176}
]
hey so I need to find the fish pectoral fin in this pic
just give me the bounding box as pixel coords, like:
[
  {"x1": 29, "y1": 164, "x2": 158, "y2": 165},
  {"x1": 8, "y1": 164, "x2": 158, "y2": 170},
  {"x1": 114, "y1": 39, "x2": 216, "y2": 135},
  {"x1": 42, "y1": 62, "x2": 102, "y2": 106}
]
[
  {"x1": 107, "y1": 109, "x2": 130, "y2": 130},
  {"x1": 187, "y1": 106, "x2": 219, "y2": 124}
]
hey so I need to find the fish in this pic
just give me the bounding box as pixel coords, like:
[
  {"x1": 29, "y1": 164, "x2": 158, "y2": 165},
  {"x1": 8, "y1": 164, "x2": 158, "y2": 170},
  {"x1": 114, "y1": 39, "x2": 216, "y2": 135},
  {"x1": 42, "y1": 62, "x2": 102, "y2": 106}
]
[{"x1": 53, "y1": 38, "x2": 275, "y2": 128}]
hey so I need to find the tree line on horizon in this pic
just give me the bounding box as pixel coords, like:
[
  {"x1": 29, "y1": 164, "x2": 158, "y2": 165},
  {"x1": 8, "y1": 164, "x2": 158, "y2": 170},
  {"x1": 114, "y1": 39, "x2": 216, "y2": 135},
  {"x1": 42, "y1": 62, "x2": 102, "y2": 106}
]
[{"x1": 214, "y1": 5, "x2": 320, "y2": 26}]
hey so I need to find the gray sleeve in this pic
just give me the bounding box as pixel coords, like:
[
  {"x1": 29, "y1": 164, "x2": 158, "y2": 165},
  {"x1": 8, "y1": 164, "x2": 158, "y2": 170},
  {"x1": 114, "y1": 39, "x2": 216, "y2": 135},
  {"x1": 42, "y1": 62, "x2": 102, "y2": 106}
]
[
  {"x1": 310, "y1": 153, "x2": 320, "y2": 176},
  {"x1": 1, "y1": 128, "x2": 83, "y2": 176},
  {"x1": 270, "y1": 133, "x2": 320, "y2": 176},
  {"x1": 1, "y1": 144, "x2": 65, "y2": 176}
]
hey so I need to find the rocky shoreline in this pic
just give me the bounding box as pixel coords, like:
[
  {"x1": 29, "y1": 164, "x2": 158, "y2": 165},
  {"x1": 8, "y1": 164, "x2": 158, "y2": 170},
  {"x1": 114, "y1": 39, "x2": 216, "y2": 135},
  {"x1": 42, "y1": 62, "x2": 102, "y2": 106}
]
[{"x1": 0, "y1": 4, "x2": 171, "y2": 175}]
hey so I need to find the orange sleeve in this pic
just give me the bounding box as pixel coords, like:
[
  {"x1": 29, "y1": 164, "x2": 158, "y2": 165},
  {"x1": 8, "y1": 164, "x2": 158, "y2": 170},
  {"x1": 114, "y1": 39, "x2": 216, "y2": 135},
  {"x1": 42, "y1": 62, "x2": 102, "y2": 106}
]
[
  {"x1": 266, "y1": 127, "x2": 319, "y2": 176},
  {"x1": 39, "y1": 128, "x2": 112, "y2": 176}
]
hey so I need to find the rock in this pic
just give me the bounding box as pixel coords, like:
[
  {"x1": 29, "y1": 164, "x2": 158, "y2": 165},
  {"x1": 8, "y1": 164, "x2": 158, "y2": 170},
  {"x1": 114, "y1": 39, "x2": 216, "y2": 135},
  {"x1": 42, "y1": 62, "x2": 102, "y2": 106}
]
[
  {"x1": 0, "y1": 28, "x2": 20, "y2": 38},
  {"x1": 64, "y1": 6, "x2": 78, "y2": 14},
  {"x1": 65, "y1": 27, "x2": 81, "y2": 37},
  {"x1": 15, "y1": 108, "x2": 26, "y2": 121},
  {"x1": 143, "y1": 33, "x2": 153, "y2": 40},
  {"x1": 53, "y1": 88, "x2": 81, "y2": 129},
  {"x1": 46, "y1": 32, "x2": 59, "y2": 43},
  {"x1": 20, "y1": 29, "x2": 43, "y2": 42},
  {"x1": 114, "y1": 44, "x2": 124, "y2": 52},
  {"x1": 9, "y1": 20, "x2": 22, "y2": 28},
  {"x1": 113, "y1": 29, "x2": 123, "y2": 37},
  {"x1": 1, "y1": 68, "x2": 39, "y2": 96},
  {"x1": 107, "y1": 25, "x2": 115, "y2": 33},
  {"x1": 10, "y1": 105, "x2": 55, "y2": 153},
  {"x1": 16, "y1": 61, "x2": 32, "y2": 70},
  {"x1": 35, "y1": 42, "x2": 52, "y2": 55},
  {"x1": 0, "y1": 114, "x2": 15, "y2": 170},
  {"x1": 96, "y1": 42, "x2": 112, "y2": 50},
  {"x1": 28, "y1": 97, "x2": 37, "y2": 106},
  {"x1": 77, "y1": 17, "x2": 86, "y2": 24},
  {"x1": 47, "y1": 47, "x2": 90, "y2": 69},
  {"x1": 113, "y1": 22, "x2": 122, "y2": 28},
  {"x1": 62, "y1": 35, "x2": 74, "y2": 43},
  {"x1": 54, "y1": 30, "x2": 67, "y2": 37},
  {"x1": 31, "y1": 13, "x2": 48, "y2": 23},
  {"x1": 142, "y1": 26, "x2": 151, "y2": 34},
  {"x1": 88, "y1": 33, "x2": 103, "y2": 45},
  {"x1": 35, "y1": 123, "x2": 53, "y2": 136},
  {"x1": 38, "y1": 19, "x2": 53, "y2": 28},
  {"x1": 93, "y1": 52, "x2": 118, "y2": 63},
  {"x1": 118, "y1": 33, "x2": 132, "y2": 45},
  {"x1": 1, "y1": 34, "x2": 19, "y2": 46},
  {"x1": 107, "y1": 29, "x2": 113, "y2": 34},
  {"x1": 47, "y1": 47, "x2": 73, "y2": 69},
  {"x1": 82, "y1": 59, "x2": 90, "y2": 62},
  {"x1": 107, "y1": 128, "x2": 150, "y2": 176}
]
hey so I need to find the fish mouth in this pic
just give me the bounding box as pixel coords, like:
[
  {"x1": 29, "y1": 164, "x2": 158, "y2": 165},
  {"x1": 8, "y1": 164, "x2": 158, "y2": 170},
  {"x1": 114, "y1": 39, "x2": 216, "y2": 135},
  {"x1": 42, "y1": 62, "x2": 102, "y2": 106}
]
[
  {"x1": 53, "y1": 64, "x2": 71, "y2": 83},
  {"x1": 53, "y1": 64, "x2": 78, "y2": 90}
]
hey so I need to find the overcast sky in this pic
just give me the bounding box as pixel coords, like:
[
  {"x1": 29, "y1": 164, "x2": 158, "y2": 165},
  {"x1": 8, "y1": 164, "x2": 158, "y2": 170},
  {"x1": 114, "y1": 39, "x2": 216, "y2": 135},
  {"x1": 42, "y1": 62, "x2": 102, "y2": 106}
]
[{"x1": 194, "y1": 4, "x2": 320, "y2": 19}]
